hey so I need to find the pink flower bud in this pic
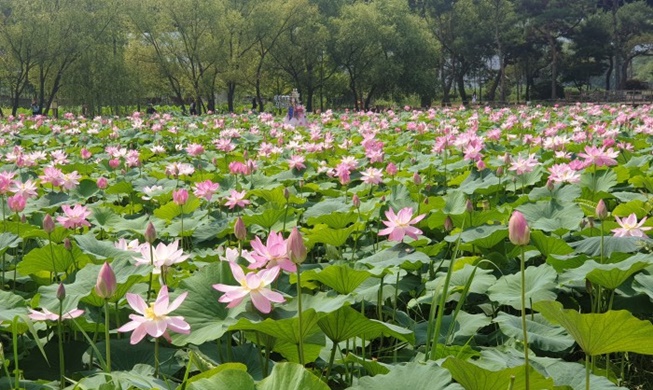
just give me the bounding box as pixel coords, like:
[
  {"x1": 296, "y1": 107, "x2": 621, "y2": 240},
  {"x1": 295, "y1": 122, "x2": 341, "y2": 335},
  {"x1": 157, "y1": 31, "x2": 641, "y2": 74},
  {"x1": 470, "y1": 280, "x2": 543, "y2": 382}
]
[
  {"x1": 352, "y1": 194, "x2": 361, "y2": 208},
  {"x1": 64, "y1": 237, "x2": 72, "y2": 251},
  {"x1": 95, "y1": 262, "x2": 117, "y2": 299},
  {"x1": 81, "y1": 148, "x2": 92, "y2": 160},
  {"x1": 234, "y1": 217, "x2": 247, "y2": 241},
  {"x1": 476, "y1": 160, "x2": 486, "y2": 171},
  {"x1": 496, "y1": 166, "x2": 504, "y2": 177},
  {"x1": 97, "y1": 177, "x2": 108, "y2": 189},
  {"x1": 413, "y1": 172, "x2": 422, "y2": 185},
  {"x1": 508, "y1": 211, "x2": 530, "y2": 246},
  {"x1": 546, "y1": 180, "x2": 555, "y2": 192},
  {"x1": 172, "y1": 188, "x2": 189, "y2": 206},
  {"x1": 444, "y1": 216, "x2": 454, "y2": 232},
  {"x1": 7, "y1": 194, "x2": 26, "y2": 213},
  {"x1": 144, "y1": 222, "x2": 156, "y2": 244},
  {"x1": 284, "y1": 187, "x2": 290, "y2": 200},
  {"x1": 596, "y1": 199, "x2": 607, "y2": 220},
  {"x1": 287, "y1": 227, "x2": 307, "y2": 265},
  {"x1": 43, "y1": 214, "x2": 56, "y2": 234},
  {"x1": 466, "y1": 199, "x2": 474, "y2": 213},
  {"x1": 108, "y1": 158, "x2": 120, "y2": 169},
  {"x1": 386, "y1": 162, "x2": 398, "y2": 176},
  {"x1": 57, "y1": 283, "x2": 66, "y2": 301}
]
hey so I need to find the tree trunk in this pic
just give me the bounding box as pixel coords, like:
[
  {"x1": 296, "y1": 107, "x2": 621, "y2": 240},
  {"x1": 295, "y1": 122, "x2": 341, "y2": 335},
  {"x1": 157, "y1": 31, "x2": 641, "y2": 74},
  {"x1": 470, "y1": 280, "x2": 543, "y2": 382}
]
[
  {"x1": 550, "y1": 36, "x2": 558, "y2": 100},
  {"x1": 227, "y1": 81, "x2": 236, "y2": 112},
  {"x1": 487, "y1": 70, "x2": 501, "y2": 102},
  {"x1": 605, "y1": 56, "x2": 613, "y2": 91}
]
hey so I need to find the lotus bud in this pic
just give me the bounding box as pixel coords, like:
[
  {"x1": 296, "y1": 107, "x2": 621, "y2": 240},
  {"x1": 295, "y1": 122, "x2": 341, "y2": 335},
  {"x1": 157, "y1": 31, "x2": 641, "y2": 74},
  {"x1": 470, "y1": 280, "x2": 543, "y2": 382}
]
[
  {"x1": 95, "y1": 262, "x2": 117, "y2": 299},
  {"x1": 284, "y1": 187, "x2": 290, "y2": 200},
  {"x1": 97, "y1": 177, "x2": 108, "y2": 189},
  {"x1": 386, "y1": 162, "x2": 398, "y2": 176},
  {"x1": 287, "y1": 227, "x2": 307, "y2": 265},
  {"x1": 7, "y1": 194, "x2": 26, "y2": 213},
  {"x1": 144, "y1": 222, "x2": 156, "y2": 244},
  {"x1": 352, "y1": 194, "x2": 361, "y2": 208},
  {"x1": 508, "y1": 211, "x2": 530, "y2": 246},
  {"x1": 172, "y1": 188, "x2": 189, "y2": 206},
  {"x1": 63, "y1": 237, "x2": 72, "y2": 251},
  {"x1": 234, "y1": 217, "x2": 247, "y2": 241},
  {"x1": 109, "y1": 158, "x2": 120, "y2": 169},
  {"x1": 444, "y1": 216, "x2": 454, "y2": 232},
  {"x1": 81, "y1": 148, "x2": 92, "y2": 160},
  {"x1": 20, "y1": 214, "x2": 26, "y2": 224},
  {"x1": 413, "y1": 172, "x2": 422, "y2": 185},
  {"x1": 496, "y1": 166, "x2": 504, "y2": 177},
  {"x1": 596, "y1": 199, "x2": 608, "y2": 220},
  {"x1": 476, "y1": 160, "x2": 486, "y2": 171},
  {"x1": 56, "y1": 283, "x2": 66, "y2": 302},
  {"x1": 466, "y1": 199, "x2": 474, "y2": 213},
  {"x1": 546, "y1": 179, "x2": 555, "y2": 192}
]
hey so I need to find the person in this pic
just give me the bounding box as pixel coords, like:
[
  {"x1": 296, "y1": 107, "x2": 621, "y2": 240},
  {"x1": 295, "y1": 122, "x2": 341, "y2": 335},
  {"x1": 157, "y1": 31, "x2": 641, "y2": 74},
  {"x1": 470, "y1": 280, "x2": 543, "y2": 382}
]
[
  {"x1": 189, "y1": 101, "x2": 197, "y2": 115},
  {"x1": 472, "y1": 92, "x2": 477, "y2": 104},
  {"x1": 146, "y1": 103, "x2": 157, "y2": 115},
  {"x1": 31, "y1": 100, "x2": 41, "y2": 116},
  {"x1": 251, "y1": 97, "x2": 257, "y2": 111},
  {"x1": 286, "y1": 97, "x2": 295, "y2": 122}
]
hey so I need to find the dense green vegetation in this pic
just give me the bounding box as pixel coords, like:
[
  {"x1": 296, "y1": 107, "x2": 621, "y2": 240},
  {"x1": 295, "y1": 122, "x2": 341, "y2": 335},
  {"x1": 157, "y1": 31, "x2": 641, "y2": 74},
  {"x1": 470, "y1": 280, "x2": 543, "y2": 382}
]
[{"x1": 0, "y1": 0, "x2": 652, "y2": 115}]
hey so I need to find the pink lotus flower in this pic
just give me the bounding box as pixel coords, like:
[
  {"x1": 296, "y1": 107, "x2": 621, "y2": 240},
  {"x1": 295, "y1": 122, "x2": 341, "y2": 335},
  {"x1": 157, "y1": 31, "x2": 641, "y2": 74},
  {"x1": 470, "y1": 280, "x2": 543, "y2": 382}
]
[
  {"x1": 248, "y1": 231, "x2": 296, "y2": 272},
  {"x1": 185, "y1": 143, "x2": 205, "y2": 157},
  {"x1": 117, "y1": 285, "x2": 190, "y2": 344},
  {"x1": 57, "y1": 204, "x2": 91, "y2": 229},
  {"x1": 578, "y1": 145, "x2": 618, "y2": 167},
  {"x1": 213, "y1": 262, "x2": 285, "y2": 313},
  {"x1": 612, "y1": 214, "x2": 651, "y2": 238},
  {"x1": 378, "y1": 207, "x2": 425, "y2": 242},
  {"x1": 193, "y1": 180, "x2": 219, "y2": 201},
  {"x1": 29, "y1": 307, "x2": 84, "y2": 321},
  {"x1": 225, "y1": 190, "x2": 250, "y2": 209},
  {"x1": 40, "y1": 166, "x2": 65, "y2": 187},
  {"x1": 10, "y1": 179, "x2": 38, "y2": 199},
  {"x1": 7, "y1": 194, "x2": 26, "y2": 213},
  {"x1": 135, "y1": 240, "x2": 189, "y2": 274},
  {"x1": 508, "y1": 153, "x2": 539, "y2": 175},
  {"x1": 288, "y1": 155, "x2": 306, "y2": 171},
  {"x1": 386, "y1": 162, "x2": 398, "y2": 176},
  {"x1": 172, "y1": 188, "x2": 189, "y2": 206},
  {"x1": 361, "y1": 167, "x2": 383, "y2": 185}
]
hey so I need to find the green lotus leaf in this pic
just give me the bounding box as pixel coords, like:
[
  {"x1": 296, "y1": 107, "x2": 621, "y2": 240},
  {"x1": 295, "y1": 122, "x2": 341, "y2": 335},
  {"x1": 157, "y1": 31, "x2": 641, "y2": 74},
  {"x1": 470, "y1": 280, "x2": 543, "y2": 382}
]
[
  {"x1": 186, "y1": 363, "x2": 255, "y2": 390},
  {"x1": 442, "y1": 357, "x2": 555, "y2": 390},
  {"x1": 559, "y1": 253, "x2": 652, "y2": 290},
  {"x1": 444, "y1": 224, "x2": 507, "y2": 249},
  {"x1": 357, "y1": 242, "x2": 431, "y2": 273},
  {"x1": 495, "y1": 312, "x2": 574, "y2": 352},
  {"x1": 517, "y1": 200, "x2": 584, "y2": 232},
  {"x1": 306, "y1": 211, "x2": 358, "y2": 229},
  {"x1": 306, "y1": 264, "x2": 372, "y2": 294},
  {"x1": 317, "y1": 305, "x2": 414, "y2": 344},
  {"x1": 535, "y1": 300, "x2": 653, "y2": 356},
  {"x1": 18, "y1": 243, "x2": 90, "y2": 278},
  {"x1": 306, "y1": 224, "x2": 358, "y2": 248},
  {"x1": 348, "y1": 360, "x2": 463, "y2": 390},
  {"x1": 570, "y1": 236, "x2": 645, "y2": 257},
  {"x1": 531, "y1": 230, "x2": 574, "y2": 257},
  {"x1": 488, "y1": 265, "x2": 557, "y2": 310},
  {"x1": 258, "y1": 363, "x2": 329, "y2": 390},
  {"x1": 170, "y1": 261, "x2": 237, "y2": 346},
  {"x1": 580, "y1": 169, "x2": 617, "y2": 195}
]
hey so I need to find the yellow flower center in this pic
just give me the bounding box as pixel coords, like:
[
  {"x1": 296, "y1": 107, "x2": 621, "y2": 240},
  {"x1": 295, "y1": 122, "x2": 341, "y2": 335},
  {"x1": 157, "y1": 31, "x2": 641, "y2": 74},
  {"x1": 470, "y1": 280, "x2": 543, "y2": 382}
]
[{"x1": 144, "y1": 304, "x2": 159, "y2": 320}]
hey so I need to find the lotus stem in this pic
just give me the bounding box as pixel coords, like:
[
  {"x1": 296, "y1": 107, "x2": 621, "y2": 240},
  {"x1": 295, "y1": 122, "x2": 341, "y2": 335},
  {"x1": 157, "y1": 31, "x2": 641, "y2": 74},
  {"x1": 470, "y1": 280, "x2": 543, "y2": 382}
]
[
  {"x1": 520, "y1": 246, "x2": 530, "y2": 390},
  {"x1": 104, "y1": 299, "x2": 111, "y2": 373},
  {"x1": 296, "y1": 268, "x2": 305, "y2": 365},
  {"x1": 58, "y1": 303, "x2": 66, "y2": 389}
]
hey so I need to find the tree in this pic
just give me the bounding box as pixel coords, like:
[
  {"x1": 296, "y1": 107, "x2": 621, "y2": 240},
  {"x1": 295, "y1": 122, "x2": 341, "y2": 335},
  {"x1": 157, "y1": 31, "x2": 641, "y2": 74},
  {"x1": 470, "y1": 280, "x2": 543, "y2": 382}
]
[{"x1": 517, "y1": 0, "x2": 595, "y2": 99}]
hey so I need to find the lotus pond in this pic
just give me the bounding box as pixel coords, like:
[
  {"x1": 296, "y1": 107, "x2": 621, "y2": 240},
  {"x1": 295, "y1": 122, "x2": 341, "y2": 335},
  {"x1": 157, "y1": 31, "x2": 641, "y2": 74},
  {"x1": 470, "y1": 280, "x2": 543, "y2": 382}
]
[{"x1": 0, "y1": 105, "x2": 653, "y2": 389}]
